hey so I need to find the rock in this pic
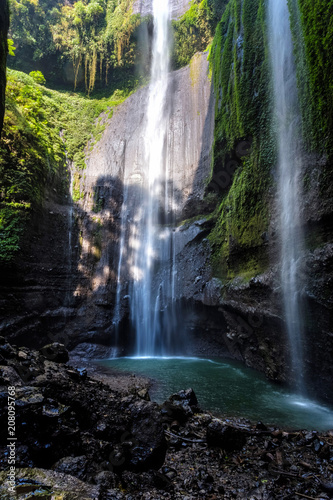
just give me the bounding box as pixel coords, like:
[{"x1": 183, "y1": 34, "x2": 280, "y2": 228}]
[
  {"x1": 0, "y1": 365, "x2": 24, "y2": 386},
  {"x1": 52, "y1": 455, "x2": 88, "y2": 480},
  {"x1": 18, "y1": 350, "x2": 28, "y2": 360},
  {"x1": 161, "y1": 388, "x2": 200, "y2": 423},
  {"x1": 39, "y1": 342, "x2": 69, "y2": 363},
  {"x1": 94, "y1": 470, "x2": 118, "y2": 489},
  {"x1": 206, "y1": 419, "x2": 247, "y2": 452},
  {"x1": 0, "y1": 343, "x2": 16, "y2": 359},
  {"x1": 321, "y1": 482, "x2": 333, "y2": 494},
  {"x1": 15, "y1": 386, "x2": 44, "y2": 407},
  {"x1": 42, "y1": 400, "x2": 70, "y2": 417},
  {"x1": 137, "y1": 388, "x2": 150, "y2": 401},
  {"x1": 129, "y1": 400, "x2": 167, "y2": 471},
  {"x1": 0, "y1": 468, "x2": 100, "y2": 499}
]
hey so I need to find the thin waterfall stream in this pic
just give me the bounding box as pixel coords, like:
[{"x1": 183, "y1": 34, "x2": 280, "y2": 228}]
[{"x1": 268, "y1": 0, "x2": 306, "y2": 391}]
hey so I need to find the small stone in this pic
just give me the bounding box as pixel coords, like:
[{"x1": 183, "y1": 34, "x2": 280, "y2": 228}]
[{"x1": 137, "y1": 388, "x2": 150, "y2": 401}]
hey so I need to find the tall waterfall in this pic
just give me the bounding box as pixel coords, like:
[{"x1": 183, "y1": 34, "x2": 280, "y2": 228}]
[
  {"x1": 268, "y1": 0, "x2": 305, "y2": 390},
  {"x1": 114, "y1": 0, "x2": 182, "y2": 356}
]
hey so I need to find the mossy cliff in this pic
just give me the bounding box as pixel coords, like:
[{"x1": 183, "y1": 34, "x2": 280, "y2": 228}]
[
  {"x1": 288, "y1": 0, "x2": 333, "y2": 200},
  {"x1": 207, "y1": 0, "x2": 274, "y2": 281},
  {"x1": 177, "y1": 0, "x2": 333, "y2": 399},
  {"x1": 0, "y1": 0, "x2": 9, "y2": 135}
]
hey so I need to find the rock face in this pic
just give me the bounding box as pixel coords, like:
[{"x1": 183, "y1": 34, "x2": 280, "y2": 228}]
[
  {"x1": 166, "y1": 152, "x2": 333, "y2": 402},
  {"x1": 0, "y1": 0, "x2": 9, "y2": 135},
  {"x1": 67, "y1": 51, "x2": 214, "y2": 351},
  {"x1": 0, "y1": 52, "x2": 214, "y2": 357}
]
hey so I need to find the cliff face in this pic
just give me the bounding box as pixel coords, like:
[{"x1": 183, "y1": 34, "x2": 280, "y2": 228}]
[
  {"x1": 0, "y1": 0, "x2": 9, "y2": 135},
  {"x1": 67, "y1": 51, "x2": 215, "y2": 351},
  {"x1": 0, "y1": 52, "x2": 215, "y2": 357}
]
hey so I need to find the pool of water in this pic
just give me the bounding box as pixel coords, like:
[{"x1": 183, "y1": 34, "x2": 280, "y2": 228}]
[{"x1": 97, "y1": 357, "x2": 333, "y2": 431}]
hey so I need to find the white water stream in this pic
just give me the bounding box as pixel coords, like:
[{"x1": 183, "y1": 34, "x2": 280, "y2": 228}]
[
  {"x1": 268, "y1": 0, "x2": 305, "y2": 390},
  {"x1": 114, "y1": 0, "x2": 181, "y2": 356}
]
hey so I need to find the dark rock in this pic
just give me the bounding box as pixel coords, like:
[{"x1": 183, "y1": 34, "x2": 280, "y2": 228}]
[
  {"x1": 94, "y1": 470, "x2": 118, "y2": 489},
  {"x1": 129, "y1": 400, "x2": 167, "y2": 471},
  {"x1": 52, "y1": 455, "x2": 88, "y2": 480},
  {"x1": 0, "y1": 365, "x2": 24, "y2": 386},
  {"x1": 161, "y1": 388, "x2": 200, "y2": 423},
  {"x1": 40, "y1": 343, "x2": 69, "y2": 363},
  {"x1": 15, "y1": 386, "x2": 44, "y2": 408},
  {"x1": 0, "y1": 343, "x2": 16, "y2": 359},
  {"x1": 256, "y1": 421, "x2": 267, "y2": 431},
  {"x1": 206, "y1": 418, "x2": 247, "y2": 452},
  {"x1": 321, "y1": 482, "x2": 333, "y2": 494}
]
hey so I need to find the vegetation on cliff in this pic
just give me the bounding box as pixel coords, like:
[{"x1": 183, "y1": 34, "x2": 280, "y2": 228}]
[
  {"x1": 8, "y1": 0, "x2": 227, "y2": 90},
  {"x1": 0, "y1": 0, "x2": 9, "y2": 135},
  {"x1": 0, "y1": 69, "x2": 135, "y2": 263},
  {"x1": 288, "y1": 0, "x2": 333, "y2": 158},
  {"x1": 9, "y1": 0, "x2": 144, "y2": 92},
  {"x1": 207, "y1": 0, "x2": 274, "y2": 281},
  {"x1": 172, "y1": 0, "x2": 229, "y2": 68}
]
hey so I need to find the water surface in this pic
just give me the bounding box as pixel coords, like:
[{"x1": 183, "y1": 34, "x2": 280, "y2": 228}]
[{"x1": 98, "y1": 357, "x2": 333, "y2": 431}]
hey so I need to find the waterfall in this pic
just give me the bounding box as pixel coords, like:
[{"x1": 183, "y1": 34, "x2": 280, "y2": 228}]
[
  {"x1": 114, "y1": 0, "x2": 182, "y2": 356},
  {"x1": 65, "y1": 155, "x2": 74, "y2": 309},
  {"x1": 268, "y1": 0, "x2": 305, "y2": 390}
]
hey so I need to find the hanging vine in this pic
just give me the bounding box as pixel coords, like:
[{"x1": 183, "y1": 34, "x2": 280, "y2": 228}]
[{"x1": 48, "y1": 0, "x2": 139, "y2": 93}]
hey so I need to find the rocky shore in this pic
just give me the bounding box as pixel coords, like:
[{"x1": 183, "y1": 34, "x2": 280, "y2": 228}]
[{"x1": 0, "y1": 340, "x2": 332, "y2": 499}]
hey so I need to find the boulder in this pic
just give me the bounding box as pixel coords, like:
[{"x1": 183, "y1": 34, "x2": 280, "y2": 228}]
[
  {"x1": 206, "y1": 419, "x2": 247, "y2": 452},
  {"x1": 52, "y1": 455, "x2": 88, "y2": 480},
  {"x1": 161, "y1": 388, "x2": 200, "y2": 423},
  {"x1": 39, "y1": 342, "x2": 69, "y2": 363}
]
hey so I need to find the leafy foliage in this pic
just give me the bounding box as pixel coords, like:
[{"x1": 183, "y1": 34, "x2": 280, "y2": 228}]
[
  {"x1": 7, "y1": 39, "x2": 16, "y2": 57},
  {"x1": 9, "y1": 0, "x2": 142, "y2": 93},
  {"x1": 29, "y1": 70, "x2": 46, "y2": 85}
]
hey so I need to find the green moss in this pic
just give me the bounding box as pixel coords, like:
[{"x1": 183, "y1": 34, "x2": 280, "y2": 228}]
[
  {"x1": 288, "y1": 0, "x2": 333, "y2": 159},
  {"x1": 0, "y1": 0, "x2": 9, "y2": 135},
  {"x1": 172, "y1": 0, "x2": 215, "y2": 68},
  {"x1": 207, "y1": 0, "x2": 274, "y2": 282},
  {"x1": 0, "y1": 69, "x2": 134, "y2": 264}
]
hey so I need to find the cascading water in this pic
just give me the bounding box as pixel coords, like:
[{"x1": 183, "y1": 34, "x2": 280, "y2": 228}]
[
  {"x1": 114, "y1": 0, "x2": 182, "y2": 356},
  {"x1": 268, "y1": 0, "x2": 306, "y2": 390},
  {"x1": 65, "y1": 157, "x2": 74, "y2": 309}
]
